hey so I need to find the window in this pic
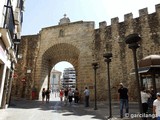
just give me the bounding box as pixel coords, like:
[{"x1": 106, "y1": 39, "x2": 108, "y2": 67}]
[
  {"x1": 0, "y1": 63, "x2": 4, "y2": 90},
  {"x1": 59, "y1": 29, "x2": 64, "y2": 37}
]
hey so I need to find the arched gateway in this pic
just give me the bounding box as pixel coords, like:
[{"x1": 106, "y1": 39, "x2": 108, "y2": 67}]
[
  {"x1": 12, "y1": 5, "x2": 160, "y2": 101},
  {"x1": 13, "y1": 17, "x2": 97, "y2": 100}
]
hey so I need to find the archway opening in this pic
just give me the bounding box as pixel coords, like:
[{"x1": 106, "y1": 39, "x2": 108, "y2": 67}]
[
  {"x1": 39, "y1": 61, "x2": 76, "y2": 99},
  {"x1": 54, "y1": 61, "x2": 73, "y2": 78},
  {"x1": 52, "y1": 61, "x2": 76, "y2": 92},
  {"x1": 37, "y1": 43, "x2": 80, "y2": 100}
]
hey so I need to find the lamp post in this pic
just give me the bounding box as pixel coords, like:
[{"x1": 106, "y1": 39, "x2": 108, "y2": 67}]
[
  {"x1": 21, "y1": 78, "x2": 26, "y2": 98},
  {"x1": 125, "y1": 33, "x2": 142, "y2": 114},
  {"x1": 92, "y1": 61, "x2": 99, "y2": 110},
  {"x1": 48, "y1": 59, "x2": 51, "y2": 89},
  {"x1": 103, "y1": 53, "x2": 112, "y2": 118}
]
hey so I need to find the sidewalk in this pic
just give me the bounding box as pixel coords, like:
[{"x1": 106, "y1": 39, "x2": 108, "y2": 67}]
[
  {"x1": 3, "y1": 92, "x2": 144, "y2": 120},
  {"x1": 76, "y1": 100, "x2": 140, "y2": 120},
  {"x1": 50, "y1": 92, "x2": 141, "y2": 120}
]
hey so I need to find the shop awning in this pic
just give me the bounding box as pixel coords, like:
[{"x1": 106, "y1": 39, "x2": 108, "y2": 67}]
[{"x1": 130, "y1": 67, "x2": 150, "y2": 75}]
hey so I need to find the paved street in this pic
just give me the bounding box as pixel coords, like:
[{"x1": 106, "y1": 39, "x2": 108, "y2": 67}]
[{"x1": 0, "y1": 92, "x2": 142, "y2": 120}]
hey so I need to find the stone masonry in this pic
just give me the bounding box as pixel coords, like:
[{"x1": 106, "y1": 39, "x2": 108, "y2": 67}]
[{"x1": 12, "y1": 4, "x2": 160, "y2": 101}]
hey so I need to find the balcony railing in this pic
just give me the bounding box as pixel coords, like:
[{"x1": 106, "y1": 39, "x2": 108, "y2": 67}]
[
  {"x1": 2, "y1": 1, "x2": 22, "y2": 61},
  {"x1": 4, "y1": 5, "x2": 15, "y2": 39}
]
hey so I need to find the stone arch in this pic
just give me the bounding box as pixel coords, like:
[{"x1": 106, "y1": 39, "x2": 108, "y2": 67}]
[
  {"x1": 35, "y1": 43, "x2": 80, "y2": 94},
  {"x1": 15, "y1": 21, "x2": 95, "y2": 100}
]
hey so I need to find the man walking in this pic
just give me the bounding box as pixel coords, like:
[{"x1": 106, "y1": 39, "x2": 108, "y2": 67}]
[
  {"x1": 64, "y1": 87, "x2": 69, "y2": 105},
  {"x1": 118, "y1": 83, "x2": 129, "y2": 118},
  {"x1": 84, "y1": 87, "x2": 90, "y2": 107},
  {"x1": 141, "y1": 87, "x2": 151, "y2": 120},
  {"x1": 153, "y1": 92, "x2": 160, "y2": 120},
  {"x1": 45, "y1": 88, "x2": 51, "y2": 103}
]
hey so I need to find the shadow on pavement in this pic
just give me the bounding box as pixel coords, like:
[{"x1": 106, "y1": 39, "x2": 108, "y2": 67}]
[
  {"x1": 9, "y1": 97, "x2": 141, "y2": 120},
  {"x1": 9, "y1": 92, "x2": 141, "y2": 120},
  {"x1": 9, "y1": 99, "x2": 107, "y2": 119}
]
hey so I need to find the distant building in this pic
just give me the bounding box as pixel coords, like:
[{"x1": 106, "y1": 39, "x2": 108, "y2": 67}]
[
  {"x1": 0, "y1": 0, "x2": 24, "y2": 108},
  {"x1": 50, "y1": 69, "x2": 61, "y2": 92},
  {"x1": 62, "y1": 67, "x2": 76, "y2": 90}
]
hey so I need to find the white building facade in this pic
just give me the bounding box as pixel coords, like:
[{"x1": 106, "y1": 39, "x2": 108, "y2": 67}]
[
  {"x1": 50, "y1": 69, "x2": 61, "y2": 92},
  {"x1": 62, "y1": 67, "x2": 76, "y2": 90},
  {"x1": 0, "y1": 0, "x2": 24, "y2": 108}
]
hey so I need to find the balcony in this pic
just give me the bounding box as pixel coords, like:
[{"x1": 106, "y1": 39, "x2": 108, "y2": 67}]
[
  {"x1": 9, "y1": 48, "x2": 17, "y2": 63},
  {"x1": 14, "y1": 8, "x2": 23, "y2": 32},
  {"x1": 3, "y1": 2, "x2": 16, "y2": 38},
  {"x1": 14, "y1": 8, "x2": 21, "y2": 25},
  {"x1": 0, "y1": 28, "x2": 12, "y2": 49}
]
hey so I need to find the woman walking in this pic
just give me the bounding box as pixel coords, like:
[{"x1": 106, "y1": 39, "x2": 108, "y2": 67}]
[
  {"x1": 42, "y1": 88, "x2": 46, "y2": 104},
  {"x1": 64, "y1": 88, "x2": 69, "y2": 105},
  {"x1": 74, "y1": 88, "x2": 79, "y2": 103},
  {"x1": 68, "y1": 88, "x2": 73, "y2": 105},
  {"x1": 59, "y1": 89, "x2": 64, "y2": 102}
]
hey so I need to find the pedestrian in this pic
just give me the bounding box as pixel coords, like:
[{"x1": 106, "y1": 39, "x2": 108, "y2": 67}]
[
  {"x1": 59, "y1": 89, "x2": 64, "y2": 102},
  {"x1": 64, "y1": 87, "x2": 69, "y2": 105},
  {"x1": 68, "y1": 88, "x2": 73, "y2": 105},
  {"x1": 150, "y1": 86, "x2": 156, "y2": 99},
  {"x1": 45, "y1": 88, "x2": 51, "y2": 103},
  {"x1": 153, "y1": 92, "x2": 160, "y2": 120},
  {"x1": 148, "y1": 86, "x2": 156, "y2": 113},
  {"x1": 118, "y1": 83, "x2": 129, "y2": 118},
  {"x1": 148, "y1": 86, "x2": 156, "y2": 105},
  {"x1": 84, "y1": 87, "x2": 90, "y2": 107},
  {"x1": 42, "y1": 88, "x2": 46, "y2": 104},
  {"x1": 141, "y1": 87, "x2": 151, "y2": 120},
  {"x1": 74, "y1": 88, "x2": 79, "y2": 103}
]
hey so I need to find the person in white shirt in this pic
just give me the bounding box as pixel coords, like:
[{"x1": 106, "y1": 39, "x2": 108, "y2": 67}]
[
  {"x1": 153, "y1": 92, "x2": 160, "y2": 120},
  {"x1": 141, "y1": 87, "x2": 151, "y2": 120},
  {"x1": 84, "y1": 87, "x2": 90, "y2": 107},
  {"x1": 68, "y1": 88, "x2": 73, "y2": 104}
]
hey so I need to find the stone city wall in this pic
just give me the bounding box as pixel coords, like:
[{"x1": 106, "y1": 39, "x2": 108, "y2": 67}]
[{"x1": 12, "y1": 4, "x2": 160, "y2": 101}]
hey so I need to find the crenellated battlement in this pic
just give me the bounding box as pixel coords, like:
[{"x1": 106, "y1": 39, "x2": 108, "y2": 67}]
[
  {"x1": 139, "y1": 8, "x2": 148, "y2": 16},
  {"x1": 99, "y1": 3, "x2": 160, "y2": 28},
  {"x1": 156, "y1": 4, "x2": 160, "y2": 12},
  {"x1": 124, "y1": 13, "x2": 133, "y2": 21},
  {"x1": 95, "y1": 3, "x2": 160, "y2": 101},
  {"x1": 111, "y1": 17, "x2": 119, "y2": 25},
  {"x1": 99, "y1": 21, "x2": 107, "y2": 29}
]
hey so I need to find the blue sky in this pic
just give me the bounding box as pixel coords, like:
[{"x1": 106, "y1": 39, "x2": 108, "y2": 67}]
[
  {"x1": 22, "y1": 0, "x2": 160, "y2": 73},
  {"x1": 22, "y1": 0, "x2": 160, "y2": 35}
]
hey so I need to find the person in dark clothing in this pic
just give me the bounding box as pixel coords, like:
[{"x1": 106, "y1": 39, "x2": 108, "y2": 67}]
[
  {"x1": 74, "y1": 88, "x2": 79, "y2": 103},
  {"x1": 42, "y1": 88, "x2": 46, "y2": 104},
  {"x1": 64, "y1": 87, "x2": 69, "y2": 105},
  {"x1": 45, "y1": 88, "x2": 51, "y2": 103},
  {"x1": 118, "y1": 83, "x2": 129, "y2": 118},
  {"x1": 68, "y1": 88, "x2": 73, "y2": 104},
  {"x1": 141, "y1": 87, "x2": 151, "y2": 120}
]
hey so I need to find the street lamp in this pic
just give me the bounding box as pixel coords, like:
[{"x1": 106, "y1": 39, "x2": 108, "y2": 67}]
[
  {"x1": 21, "y1": 78, "x2": 26, "y2": 98},
  {"x1": 92, "y1": 61, "x2": 99, "y2": 110},
  {"x1": 125, "y1": 33, "x2": 142, "y2": 114},
  {"x1": 103, "y1": 53, "x2": 112, "y2": 118},
  {"x1": 48, "y1": 59, "x2": 51, "y2": 89}
]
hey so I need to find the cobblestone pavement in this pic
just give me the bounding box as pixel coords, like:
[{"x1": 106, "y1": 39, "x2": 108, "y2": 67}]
[{"x1": 0, "y1": 93, "x2": 145, "y2": 120}]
